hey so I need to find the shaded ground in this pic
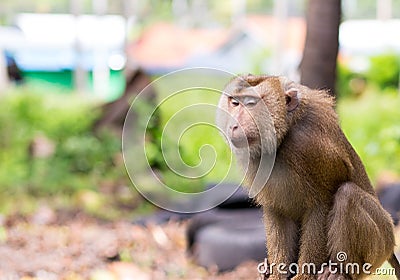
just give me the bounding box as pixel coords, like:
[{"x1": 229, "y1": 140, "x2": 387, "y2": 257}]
[{"x1": 0, "y1": 208, "x2": 259, "y2": 280}]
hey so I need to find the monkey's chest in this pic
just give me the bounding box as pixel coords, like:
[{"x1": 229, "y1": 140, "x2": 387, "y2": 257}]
[{"x1": 261, "y1": 168, "x2": 309, "y2": 221}]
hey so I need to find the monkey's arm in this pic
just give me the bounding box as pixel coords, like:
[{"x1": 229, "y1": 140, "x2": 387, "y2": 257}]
[
  {"x1": 264, "y1": 208, "x2": 299, "y2": 279},
  {"x1": 293, "y1": 206, "x2": 330, "y2": 280}
]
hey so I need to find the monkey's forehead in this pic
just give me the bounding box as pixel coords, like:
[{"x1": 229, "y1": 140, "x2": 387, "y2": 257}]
[{"x1": 223, "y1": 75, "x2": 283, "y2": 95}]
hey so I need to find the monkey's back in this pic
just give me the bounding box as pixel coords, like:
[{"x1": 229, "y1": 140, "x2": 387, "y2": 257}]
[{"x1": 259, "y1": 92, "x2": 375, "y2": 219}]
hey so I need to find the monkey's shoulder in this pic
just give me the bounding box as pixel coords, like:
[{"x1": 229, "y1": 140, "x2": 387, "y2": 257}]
[{"x1": 276, "y1": 122, "x2": 352, "y2": 188}]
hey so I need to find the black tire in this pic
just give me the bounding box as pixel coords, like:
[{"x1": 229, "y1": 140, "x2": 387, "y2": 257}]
[
  {"x1": 378, "y1": 183, "x2": 400, "y2": 225},
  {"x1": 187, "y1": 208, "x2": 266, "y2": 271}
]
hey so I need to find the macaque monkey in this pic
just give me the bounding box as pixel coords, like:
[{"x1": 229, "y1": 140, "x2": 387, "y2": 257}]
[{"x1": 216, "y1": 74, "x2": 400, "y2": 280}]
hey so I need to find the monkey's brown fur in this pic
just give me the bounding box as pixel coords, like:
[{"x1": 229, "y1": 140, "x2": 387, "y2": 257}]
[{"x1": 216, "y1": 75, "x2": 399, "y2": 280}]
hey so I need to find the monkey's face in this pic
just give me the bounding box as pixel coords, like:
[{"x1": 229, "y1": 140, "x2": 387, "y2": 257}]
[{"x1": 216, "y1": 75, "x2": 300, "y2": 157}]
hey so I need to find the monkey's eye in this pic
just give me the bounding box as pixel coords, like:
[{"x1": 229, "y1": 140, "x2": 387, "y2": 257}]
[
  {"x1": 229, "y1": 97, "x2": 240, "y2": 107},
  {"x1": 243, "y1": 96, "x2": 259, "y2": 107}
]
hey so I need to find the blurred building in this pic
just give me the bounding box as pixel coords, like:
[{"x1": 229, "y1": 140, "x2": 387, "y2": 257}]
[
  {"x1": 0, "y1": 13, "x2": 126, "y2": 100},
  {"x1": 127, "y1": 15, "x2": 306, "y2": 78},
  {"x1": 2, "y1": 8, "x2": 400, "y2": 99},
  {"x1": 339, "y1": 19, "x2": 400, "y2": 72}
]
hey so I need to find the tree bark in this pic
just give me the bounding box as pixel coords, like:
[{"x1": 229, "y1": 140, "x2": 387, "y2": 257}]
[
  {"x1": 93, "y1": 68, "x2": 156, "y2": 133},
  {"x1": 300, "y1": 0, "x2": 341, "y2": 96}
]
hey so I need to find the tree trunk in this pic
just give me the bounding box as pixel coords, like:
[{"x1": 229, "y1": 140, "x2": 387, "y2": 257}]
[
  {"x1": 93, "y1": 68, "x2": 157, "y2": 134},
  {"x1": 300, "y1": 0, "x2": 341, "y2": 96}
]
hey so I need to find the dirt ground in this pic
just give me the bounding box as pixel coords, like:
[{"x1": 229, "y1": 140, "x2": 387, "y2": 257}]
[
  {"x1": 0, "y1": 208, "x2": 260, "y2": 280},
  {"x1": 1, "y1": 206, "x2": 398, "y2": 280}
]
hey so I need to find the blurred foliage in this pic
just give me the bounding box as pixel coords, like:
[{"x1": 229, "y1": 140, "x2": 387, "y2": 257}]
[
  {"x1": 0, "y1": 58, "x2": 398, "y2": 215},
  {"x1": 337, "y1": 53, "x2": 400, "y2": 98},
  {"x1": 337, "y1": 53, "x2": 400, "y2": 182},
  {"x1": 338, "y1": 88, "x2": 400, "y2": 182},
  {"x1": 147, "y1": 74, "x2": 240, "y2": 193},
  {"x1": 0, "y1": 75, "x2": 239, "y2": 214},
  {"x1": 251, "y1": 48, "x2": 272, "y2": 75},
  {"x1": 366, "y1": 53, "x2": 400, "y2": 90},
  {"x1": 342, "y1": 0, "x2": 400, "y2": 19},
  {"x1": 0, "y1": 85, "x2": 123, "y2": 197},
  {"x1": 337, "y1": 62, "x2": 359, "y2": 99}
]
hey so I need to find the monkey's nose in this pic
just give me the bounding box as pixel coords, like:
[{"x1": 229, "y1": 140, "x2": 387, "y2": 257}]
[{"x1": 231, "y1": 124, "x2": 241, "y2": 139}]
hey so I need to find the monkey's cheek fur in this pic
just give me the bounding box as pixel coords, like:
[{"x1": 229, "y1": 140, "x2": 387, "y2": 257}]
[
  {"x1": 230, "y1": 136, "x2": 257, "y2": 149},
  {"x1": 230, "y1": 137, "x2": 248, "y2": 148}
]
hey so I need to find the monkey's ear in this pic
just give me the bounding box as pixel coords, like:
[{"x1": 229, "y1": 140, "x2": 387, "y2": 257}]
[{"x1": 285, "y1": 88, "x2": 300, "y2": 112}]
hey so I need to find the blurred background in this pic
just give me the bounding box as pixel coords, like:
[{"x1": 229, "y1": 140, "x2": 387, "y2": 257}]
[{"x1": 0, "y1": 0, "x2": 400, "y2": 279}]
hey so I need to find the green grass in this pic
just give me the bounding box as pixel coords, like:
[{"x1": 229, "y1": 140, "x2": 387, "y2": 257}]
[
  {"x1": 338, "y1": 88, "x2": 400, "y2": 183},
  {"x1": 0, "y1": 84, "x2": 130, "y2": 215}
]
